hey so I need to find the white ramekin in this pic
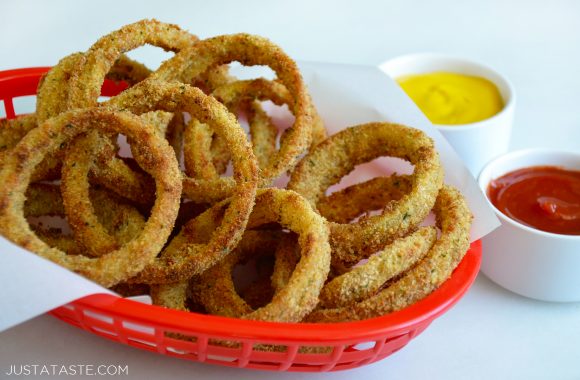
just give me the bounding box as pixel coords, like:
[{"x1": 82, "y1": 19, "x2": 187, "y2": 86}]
[
  {"x1": 380, "y1": 53, "x2": 515, "y2": 177},
  {"x1": 478, "y1": 149, "x2": 580, "y2": 302}
]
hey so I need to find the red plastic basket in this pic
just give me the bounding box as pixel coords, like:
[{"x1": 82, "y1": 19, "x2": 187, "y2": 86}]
[{"x1": 1, "y1": 67, "x2": 482, "y2": 372}]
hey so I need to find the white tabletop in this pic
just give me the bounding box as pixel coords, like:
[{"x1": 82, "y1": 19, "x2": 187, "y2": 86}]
[{"x1": 1, "y1": 0, "x2": 579, "y2": 379}]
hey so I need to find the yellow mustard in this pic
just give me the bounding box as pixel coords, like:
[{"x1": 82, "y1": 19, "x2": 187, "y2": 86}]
[{"x1": 397, "y1": 72, "x2": 504, "y2": 125}]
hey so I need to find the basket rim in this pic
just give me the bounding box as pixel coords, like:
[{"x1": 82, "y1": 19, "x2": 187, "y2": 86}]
[
  {"x1": 67, "y1": 242, "x2": 480, "y2": 344},
  {"x1": 0, "y1": 67, "x2": 481, "y2": 344}
]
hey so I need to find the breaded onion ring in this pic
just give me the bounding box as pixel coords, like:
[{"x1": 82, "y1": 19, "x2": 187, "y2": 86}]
[
  {"x1": 100, "y1": 79, "x2": 259, "y2": 282},
  {"x1": 66, "y1": 19, "x2": 195, "y2": 110},
  {"x1": 0, "y1": 108, "x2": 182, "y2": 287},
  {"x1": 288, "y1": 122, "x2": 444, "y2": 266},
  {"x1": 51, "y1": 20, "x2": 194, "y2": 205},
  {"x1": 26, "y1": 184, "x2": 145, "y2": 257},
  {"x1": 318, "y1": 227, "x2": 436, "y2": 309},
  {"x1": 30, "y1": 51, "x2": 174, "y2": 183},
  {"x1": 84, "y1": 111, "x2": 175, "y2": 208},
  {"x1": 317, "y1": 175, "x2": 413, "y2": 224},
  {"x1": 61, "y1": 131, "x2": 146, "y2": 256},
  {"x1": 151, "y1": 33, "x2": 317, "y2": 186},
  {"x1": 0, "y1": 112, "x2": 62, "y2": 182},
  {"x1": 104, "y1": 79, "x2": 259, "y2": 205},
  {"x1": 152, "y1": 188, "x2": 331, "y2": 322},
  {"x1": 270, "y1": 233, "x2": 300, "y2": 294},
  {"x1": 177, "y1": 230, "x2": 282, "y2": 316},
  {"x1": 189, "y1": 78, "x2": 325, "y2": 177},
  {"x1": 306, "y1": 185, "x2": 472, "y2": 322}
]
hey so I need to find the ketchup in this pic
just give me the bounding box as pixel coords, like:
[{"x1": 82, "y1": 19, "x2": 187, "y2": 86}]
[{"x1": 487, "y1": 166, "x2": 580, "y2": 235}]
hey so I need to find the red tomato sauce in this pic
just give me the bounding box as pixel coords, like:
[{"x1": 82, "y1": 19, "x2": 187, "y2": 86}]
[{"x1": 487, "y1": 166, "x2": 580, "y2": 235}]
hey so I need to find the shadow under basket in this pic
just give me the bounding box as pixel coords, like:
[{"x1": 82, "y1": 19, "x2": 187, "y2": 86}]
[{"x1": 1, "y1": 67, "x2": 482, "y2": 372}]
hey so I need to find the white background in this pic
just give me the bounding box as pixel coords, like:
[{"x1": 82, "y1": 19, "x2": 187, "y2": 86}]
[{"x1": 0, "y1": 0, "x2": 579, "y2": 379}]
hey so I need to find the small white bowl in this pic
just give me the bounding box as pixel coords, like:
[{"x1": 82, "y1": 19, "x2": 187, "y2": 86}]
[
  {"x1": 478, "y1": 149, "x2": 580, "y2": 302},
  {"x1": 380, "y1": 53, "x2": 516, "y2": 176}
]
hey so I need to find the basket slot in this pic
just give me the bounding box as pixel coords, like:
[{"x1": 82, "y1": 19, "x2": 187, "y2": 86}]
[
  {"x1": 126, "y1": 337, "x2": 157, "y2": 349},
  {"x1": 122, "y1": 321, "x2": 155, "y2": 335},
  {"x1": 352, "y1": 339, "x2": 387, "y2": 367},
  {"x1": 12, "y1": 95, "x2": 36, "y2": 115},
  {"x1": 351, "y1": 341, "x2": 376, "y2": 351},
  {"x1": 0, "y1": 100, "x2": 5, "y2": 118},
  {"x1": 91, "y1": 326, "x2": 117, "y2": 337},
  {"x1": 319, "y1": 345, "x2": 345, "y2": 371},
  {"x1": 121, "y1": 328, "x2": 158, "y2": 346},
  {"x1": 205, "y1": 354, "x2": 236, "y2": 363},
  {"x1": 83, "y1": 317, "x2": 117, "y2": 336},
  {"x1": 83, "y1": 309, "x2": 113, "y2": 324},
  {"x1": 277, "y1": 344, "x2": 299, "y2": 371},
  {"x1": 72, "y1": 305, "x2": 90, "y2": 331},
  {"x1": 166, "y1": 347, "x2": 188, "y2": 355},
  {"x1": 4, "y1": 97, "x2": 15, "y2": 119}
]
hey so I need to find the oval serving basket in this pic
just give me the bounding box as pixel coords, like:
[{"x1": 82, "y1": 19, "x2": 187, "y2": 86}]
[{"x1": 0, "y1": 67, "x2": 482, "y2": 372}]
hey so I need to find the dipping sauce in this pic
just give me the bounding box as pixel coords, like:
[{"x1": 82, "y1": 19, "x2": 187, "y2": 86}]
[
  {"x1": 487, "y1": 166, "x2": 580, "y2": 235},
  {"x1": 397, "y1": 72, "x2": 504, "y2": 125}
]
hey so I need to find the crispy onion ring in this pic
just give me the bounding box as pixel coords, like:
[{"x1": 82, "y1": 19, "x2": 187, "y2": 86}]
[
  {"x1": 99, "y1": 79, "x2": 259, "y2": 283},
  {"x1": 105, "y1": 55, "x2": 152, "y2": 86},
  {"x1": 28, "y1": 50, "x2": 174, "y2": 183},
  {"x1": 66, "y1": 19, "x2": 195, "y2": 110},
  {"x1": 0, "y1": 114, "x2": 38, "y2": 153},
  {"x1": 25, "y1": 184, "x2": 145, "y2": 257},
  {"x1": 176, "y1": 230, "x2": 283, "y2": 315},
  {"x1": 317, "y1": 175, "x2": 413, "y2": 224},
  {"x1": 305, "y1": 185, "x2": 472, "y2": 322},
  {"x1": 0, "y1": 108, "x2": 182, "y2": 287},
  {"x1": 36, "y1": 52, "x2": 156, "y2": 123},
  {"x1": 151, "y1": 33, "x2": 317, "y2": 186},
  {"x1": 61, "y1": 132, "x2": 146, "y2": 256},
  {"x1": 54, "y1": 20, "x2": 194, "y2": 205},
  {"x1": 270, "y1": 233, "x2": 300, "y2": 295},
  {"x1": 36, "y1": 53, "x2": 84, "y2": 124},
  {"x1": 287, "y1": 122, "x2": 444, "y2": 266},
  {"x1": 152, "y1": 188, "x2": 331, "y2": 322},
  {"x1": 104, "y1": 79, "x2": 259, "y2": 205},
  {"x1": 198, "y1": 78, "x2": 322, "y2": 173},
  {"x1": 196, "y1": 78, "x2": 326, "y2": 176},
  {"x1": 24, "y1": 183, "x2": 65, "y2": 217},
  {"x1": 318, "y1": 226, "x2": 436, "y2": 309},
  {"x1": 83, "y1": 111, "x2": 175, "y2": 209}
]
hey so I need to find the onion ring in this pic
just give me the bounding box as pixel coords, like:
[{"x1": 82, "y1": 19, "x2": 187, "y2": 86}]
[
  {"x1": 318, "y1": 226, "x2": 436, "y2": 309},
  {"x1": 0, "y1": 108, "x2": 182, "y2": 287},
  {"x1": 104, "y1": 78, "x2": 259, "y2": 205},
  {"x1": 179, "y1": 230, "x2": 282, "y2": 316},
  {"x1": 306, "y1": 185, "x2": 472, "y2": 322},
  {"x1": 151, "y1": 33, "x2": 317, "y2": 186},
  {"x1": 287, "y1": 122, "x2": 444, "y2": 266},
  {"x1": 100, "y1": 79, "x2": 259, "y2": 282},
  {"x1": 317, "y1": 175, "x2": 413, "y2": 224},
  {"x1": 190, "y1": 77, "x2": 327, "y2": 177},
  {"x1": 270, "y1": 233, "x2": 300, "y2": 294},
  {"x1": 66, "y1": 19, "x2": 195, "y2": 110},
  {"x1": 26, "y1": 184, "x2": 145, "y2": 257},
  {"x1": 152, "y1": 188, "x2": 331, "y2": 322}
]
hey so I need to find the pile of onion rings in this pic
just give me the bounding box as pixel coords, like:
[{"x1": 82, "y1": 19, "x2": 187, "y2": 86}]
[{"x1": 0, "y1": 20, "x2": 473, "y2": 328}]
